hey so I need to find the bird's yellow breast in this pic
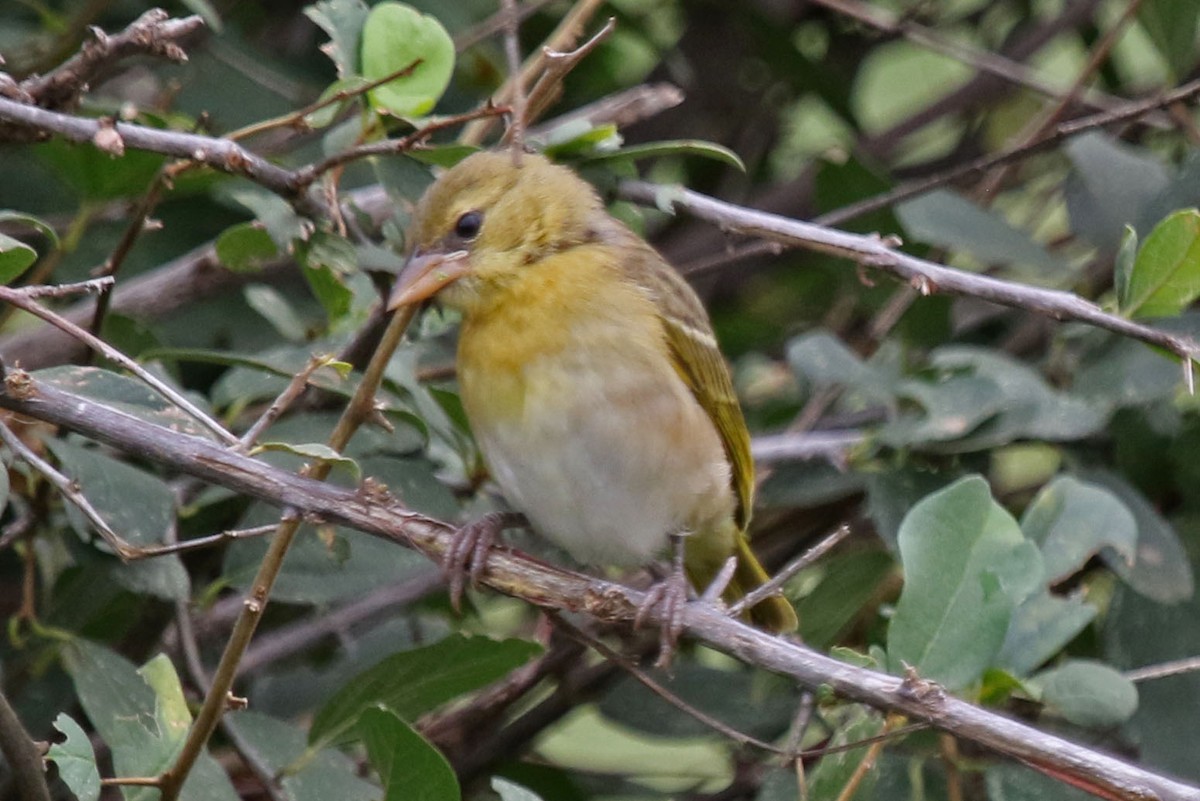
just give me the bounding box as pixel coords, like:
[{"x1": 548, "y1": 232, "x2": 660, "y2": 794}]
[{"x1": 456, "y1": 245, "x2": 667, "y2": 423}]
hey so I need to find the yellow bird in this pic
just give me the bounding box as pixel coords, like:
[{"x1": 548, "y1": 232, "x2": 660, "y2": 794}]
[{"x1": 389, "y1": 150, "x2": 797, "y2": 636}]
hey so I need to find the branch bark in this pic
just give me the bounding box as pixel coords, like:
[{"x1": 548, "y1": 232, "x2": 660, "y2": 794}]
[{"x1": 2, "y1": 370, "x2": 1196, "y2": 801}]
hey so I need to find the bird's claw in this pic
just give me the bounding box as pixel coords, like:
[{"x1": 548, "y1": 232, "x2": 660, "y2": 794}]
[
  {"x1": 442, "y1": 511, "x2": 525, "y2": 611},
  {"x1": 636, "y1": 533, "x2": 691, "y2": 668}
]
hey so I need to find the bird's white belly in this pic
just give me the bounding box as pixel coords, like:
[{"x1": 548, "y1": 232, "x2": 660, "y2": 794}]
[{"x1": 472, "y1": 356, "x2": 732, "y2": 567}]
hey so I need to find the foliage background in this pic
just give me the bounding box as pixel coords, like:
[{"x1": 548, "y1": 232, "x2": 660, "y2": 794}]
[{"x1": 2, "y1": 0, "x2": 1200, "y2": 799}]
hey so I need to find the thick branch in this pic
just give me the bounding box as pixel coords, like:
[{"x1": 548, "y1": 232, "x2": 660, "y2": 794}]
[{"x1": 1, "y1": 372, "x2": 1197, "y2": 801}]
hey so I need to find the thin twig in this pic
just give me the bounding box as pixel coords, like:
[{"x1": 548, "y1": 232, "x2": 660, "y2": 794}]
[
  {"x1": 618, "y1": 181, "x2": 1200, "y2": 368},
  {"x1": 236, "y1": 354, "x2": 337, "y2": 452},
  {"x1": 501, "y1": 0, "x2": 527, "y2": 159},
  {"x1": 125, "y1": 524, "x2": 277, "y2": 559},
  {"x1": 810, "y1": 0, "x2": 1158, "y2": 122},
  {"x1": 0, "y1": 285, "x2": 238, "y2": 446},
  {"x1": 460, "y1": 0, "x2": 607, "y2": 145},
  {"x1": 973, "y1": 0, "x2": 1147, "y2": 199},
  {"x1": 1126, "y1": 656, "x2": 1200, "y2": 682},
  {"x1": 730, "y1": 525, "x2": 853, "y2": 618},
  {"x1": 15, "y1": 277, "x2": 114, "y2": 299},
  {"x1": 0, "y1": 418, "x2": 132, "y2": 558},
  {"x1": 169, "y1": 529, "x2": 289, "y2": 801},
  {"x1": 227, "y1": 60, "x2": 423, "y2": 142},
  {"x1": 156, "y1": 304, "x2": 419, "y2": 801},
  {"x1": 295, "y1": 103, "x2": 510, "y2": 187},
  {"x1": 548, "y1": 611, "x2": 791, "y2": 755},
  {"x1": 683, "y1": 76, "x2": 1200, "y2": 278},
  {"x1": 519, "y1": 18, "x2": 616, "y2": 130}
]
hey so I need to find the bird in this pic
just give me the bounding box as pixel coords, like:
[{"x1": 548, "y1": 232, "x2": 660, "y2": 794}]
[{"x1": 388, "y1": 149, "x2": 798, "y2": 646}]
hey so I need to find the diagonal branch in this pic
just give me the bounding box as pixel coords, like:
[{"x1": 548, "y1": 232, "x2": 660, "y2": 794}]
[
  {"x1": 1, "y1": 371, "x2": 1197, "y2": 801},
  {"x1": 618, "y1": 180, "x2": 1200, "y2": 369}
]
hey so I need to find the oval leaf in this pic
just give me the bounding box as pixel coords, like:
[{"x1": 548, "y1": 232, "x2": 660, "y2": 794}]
[
  {"x1": 887, "y1": 476, "x2": 1043, "y2": 689},
  {"x1": 1035, "y1": 660, "x2": 1138, "y2": 729},
  {"x1": 0, "y1": 232, "x2": 37, "y2": 284},
  {"x1": 1121, "y1": 208, "x2": 1200, "y2": 318},
  {"x1": 361, "y1": 3, "x2": 454, "y2": 117}
]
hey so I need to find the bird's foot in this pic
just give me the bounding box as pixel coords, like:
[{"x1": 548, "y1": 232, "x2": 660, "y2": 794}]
[
  {"x1": 443, "y1": 511, "x2": 526, "y2": 611},
  {"x1": 635, "y1": 533, "x2": 691, "y2": 668}
]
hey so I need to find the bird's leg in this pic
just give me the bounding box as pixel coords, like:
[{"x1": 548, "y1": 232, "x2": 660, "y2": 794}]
[
  {"x1": 443, "y1": 510, "x2": 527, "y2": 611},
  {"x1": 635, "y1": 532, "x2": 691, "y2": 668}
]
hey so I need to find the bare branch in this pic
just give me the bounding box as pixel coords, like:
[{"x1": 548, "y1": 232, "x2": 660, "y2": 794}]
[
  {"x1": 618, "y1": 180, "x2": 1200, "y2": 366},
  {"x1": 18, "y1": 10, "x2": 204, "y2": 111},
  {"x1": 2, "y1": 372, "x2": 1197, "y2": 801}
]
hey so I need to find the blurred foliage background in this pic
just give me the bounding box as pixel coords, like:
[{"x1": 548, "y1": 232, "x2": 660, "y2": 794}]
[{"x1": 3, "y1": 0, "x2": 1200, "y2": 799}]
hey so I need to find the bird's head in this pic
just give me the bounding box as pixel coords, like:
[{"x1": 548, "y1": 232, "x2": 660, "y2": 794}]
[{"x1": 387, "y1": 150, "x2": 606, "y2": 314}]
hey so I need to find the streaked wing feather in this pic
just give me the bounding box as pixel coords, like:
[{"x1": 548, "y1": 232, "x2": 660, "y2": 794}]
[{"x1": 614, "y1": 236, "x2": 755, "y2": 528}]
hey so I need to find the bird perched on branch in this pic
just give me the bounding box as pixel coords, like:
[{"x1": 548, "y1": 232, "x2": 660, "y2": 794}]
[{"x1": 389, "y1": 150, "x2": 797, "y2": 650}]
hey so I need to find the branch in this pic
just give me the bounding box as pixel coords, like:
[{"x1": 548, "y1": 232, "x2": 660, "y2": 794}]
[
  {"x1": 618, "y1": 180, "x2": 1200, "y2": 368},
  {"x1": 2, "y1": 372, "x2": 1197, "y2": 801},
  {"x1": 0, "y1": 688, "x2": 50, "y2": 801},
  {"x1": 17, "y1": 9, "x2": 204, "y2": 111}
]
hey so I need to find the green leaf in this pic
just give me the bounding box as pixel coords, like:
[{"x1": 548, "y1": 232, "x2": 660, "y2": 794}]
[
  {"x1": 61, "y1": 641, "x2": 237, "y2": 801},
  {"x1": 786, "y1": 330, "x2": 867, "y2": 389},
  {"x1": 36, "y1": 138, "x2": 166, "y2": 201},
  {"x1": 1034, "y1": 660, "x2": 1138, "y2": 728},
  {"x1": 360, "y1": 708, "x2": 459, "y2": 801},
  {"x1": 299, "y1": 231, "x2": 356, "y2": 321},
  {"x1": 804, "y1": 707, "x2": 885, "y2": 801},
  {"x1": 34, "y1": 365, "x2": 215, "y2": 437},
  {"x1": 1114, "y1": 225, "x2": 1137, "y2": 311},
  {"x1": 223, "y1": 186, "x2": 310, "y2": 249},
  {"x1": 598, "y1": 664, "x2": 796, "y2": 740},
  {"x1": 251, "y1": 441, "x2": 360, "y2": 479},
  {"x1": 880, "y1": 375, "x2": 1002, "y2": 446},
  {"x1": 0, "y1": 210, "x2": 60, "y2": 249},
  {"x1": 1021, "y1": 476, "x2": 1138, "y2": 583},
  {"x1": 896, "y1": 189, "x2": 1059, "y2": 272},
  {"x1": 1064, "y1": 132, "x2": 1170, "y2": 253},
  {"x1": 540, "y1": 122, "x2": 622, "y2": 158},
  {"x1": 222, "y1": 506, "x2": 429, "y2": 604},
  {"x1": 797, "y1": 549, "x2": 895, "y2": 648},
  {"x1": 1083, "y1": 468, "x2": 1194, "y2": 603},
  {"x1": 45, "y1": 438, "x2": 189, "y2": 600},
  {"x1": 1120, "y1": 209, "x2": 1200, "y2": 318},
  {"x1": 996, "y1": 592, "x2": 1097, "y2": 677},
  {"x1": 47, "y1": 714, "x2": 101, "y2": 801},
  {"x1": 361, "y1": 3, "x2": 455, "y2": 117},
  {"x1": 888, "y1": 476, "x2": 1043, "y2": 689},
  {"x1": 305, "y1": 0, "x2": 369, "y2": 77},
  {"x1": 581, "y1": 140, "x2": 746, "y2": 172},
  {"x1": 244, "y1": 284, "x2": 308, "y2": 342},
  {"x1": 215, "y1": 222, "x2": 279, "y2": 273},
  {"x1": 226, "y1": 712, "x2": 379, "y2": 801},
  {"x1": 309, "y1": 635, "x2": 542, "y2": 747},
  {"x1": 404, "y1": 143, "x2": 480, "y2": 168},
  {"x1": 1139, "y1": 0, "x2": 1198, "y2": 78},
  {"x1": 986, "y1": 764, "x2": 1098, "y2": 801},
  {"x1": 0, "y1": 231, "x2": 37, "y2": 283}
]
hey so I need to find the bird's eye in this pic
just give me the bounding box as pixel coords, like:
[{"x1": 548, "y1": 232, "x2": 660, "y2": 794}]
[{"x1": 454, "y1": 210, "x2": 483, "y2": 240}]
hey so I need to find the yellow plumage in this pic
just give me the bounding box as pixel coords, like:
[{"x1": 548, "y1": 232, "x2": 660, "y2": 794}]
[{"x1": 390, "y1": 150, "x2": 796, "y2": 633}]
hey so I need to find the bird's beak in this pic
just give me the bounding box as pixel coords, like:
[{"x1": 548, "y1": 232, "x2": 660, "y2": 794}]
[{"x1": 387, "y1": 248, "x2": 470, "y2": 310}]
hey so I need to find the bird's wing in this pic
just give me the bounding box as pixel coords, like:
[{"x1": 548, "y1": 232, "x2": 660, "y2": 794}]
[{"x1": 619, "y1": 238, "x2": 755, "y2": 529}]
